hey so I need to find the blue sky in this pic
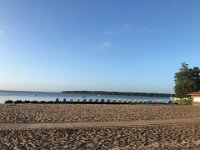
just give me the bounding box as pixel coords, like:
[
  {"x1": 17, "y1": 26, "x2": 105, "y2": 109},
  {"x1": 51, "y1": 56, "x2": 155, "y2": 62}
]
[{"x1": 0, "y1": 0, "x2": 200, "y2": 93}]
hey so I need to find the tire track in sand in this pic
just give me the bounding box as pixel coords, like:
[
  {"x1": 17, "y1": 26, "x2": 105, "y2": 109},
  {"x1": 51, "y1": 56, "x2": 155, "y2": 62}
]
[{"x1": 1, "y1": 117, "x2": 200, "y2": 130}]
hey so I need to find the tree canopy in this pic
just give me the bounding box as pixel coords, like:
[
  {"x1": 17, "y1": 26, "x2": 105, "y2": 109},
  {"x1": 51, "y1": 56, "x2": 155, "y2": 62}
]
[
  {"x1": 174, "y1": 63, "x2": 200, "y2": 98},
  {"x1": 62, "y1": 91, "x2": 172, "y2": 97}
]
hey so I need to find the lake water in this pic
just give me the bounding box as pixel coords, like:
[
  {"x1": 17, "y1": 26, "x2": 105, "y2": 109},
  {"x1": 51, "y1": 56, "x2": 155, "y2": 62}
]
[{"x1": 0, "y1": 91, "x2": 171, "y2": 104}]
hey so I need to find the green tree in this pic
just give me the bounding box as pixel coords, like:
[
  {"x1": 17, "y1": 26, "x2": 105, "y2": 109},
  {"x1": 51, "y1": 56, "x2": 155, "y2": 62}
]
[{"x1": 174, "y1": 63, "x2": 200, "y2": 98}]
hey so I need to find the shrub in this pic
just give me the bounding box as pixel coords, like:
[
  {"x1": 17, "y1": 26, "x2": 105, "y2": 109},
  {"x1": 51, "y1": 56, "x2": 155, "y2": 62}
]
[
  {"x1": 24, "y1": 100, "x2": 31, "y2": 103},
  {"x1": 14, "y1": 100, "x2": 23, "y2": 104},
  {"x1": 31, "y1": 100, "x2": 39, "y2": 104},
  {"x1": 175, "y1": 97, "x2": 192, "y2": 105},
  {"x1": 5, "y1": 100, "x2": 13, "y2": 104}
]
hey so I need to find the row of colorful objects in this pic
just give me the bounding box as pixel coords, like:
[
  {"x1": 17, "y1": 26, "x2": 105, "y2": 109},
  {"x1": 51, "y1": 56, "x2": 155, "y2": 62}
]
[{"x1": 62, "y1": 98, "x2": 173, "y2": 104}]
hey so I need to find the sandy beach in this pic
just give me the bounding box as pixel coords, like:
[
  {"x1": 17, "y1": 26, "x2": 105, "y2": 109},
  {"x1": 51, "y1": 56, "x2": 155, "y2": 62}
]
[
  {"x1": 1, "y1": 104, "x2": 200, "y2": 123},
  {"x1": 1, "y1": 104, "x2": 200, "y2": 149}
]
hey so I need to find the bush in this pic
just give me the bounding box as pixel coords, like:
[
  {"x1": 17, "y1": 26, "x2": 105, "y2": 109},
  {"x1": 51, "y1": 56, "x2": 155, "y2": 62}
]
[
  {"x1": 31, "y1": 100, "x2": 39, "y2": 104},
  {"x1": 175, "y1": 97, "x2": 192, "y2": 105},
  {"x1": 14, "y1": 100, "x2": 23, "y2": 104},
  {"x1": 5, "y1": 100, "x2": 13, "y2": 104},
  {"x1": 24, "y1": 100, "x2": 31, "y2": 103}
]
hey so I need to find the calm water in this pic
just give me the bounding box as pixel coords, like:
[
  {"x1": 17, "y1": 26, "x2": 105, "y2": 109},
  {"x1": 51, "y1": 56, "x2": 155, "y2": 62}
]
[{"x1": 0, "y1": 91, "x2": 171, "y2": 104}]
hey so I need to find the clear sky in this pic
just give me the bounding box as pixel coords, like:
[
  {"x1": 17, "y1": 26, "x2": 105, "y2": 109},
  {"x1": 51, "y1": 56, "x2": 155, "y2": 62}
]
[{"x1": 0, "y1": 0, "x2": 200, "y2": 93}]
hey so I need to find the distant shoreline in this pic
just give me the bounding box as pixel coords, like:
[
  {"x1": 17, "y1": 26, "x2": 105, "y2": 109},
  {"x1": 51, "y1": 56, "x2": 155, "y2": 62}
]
[
  {"x1": 0, "y1": 90, "x2": 174, "y2": 97},
  {"x1": 62, "y1": 91, "x2": 174, "y2": 97},
  {"x1": 0, "y1": 90, "x2": 59, "y2": 94}
]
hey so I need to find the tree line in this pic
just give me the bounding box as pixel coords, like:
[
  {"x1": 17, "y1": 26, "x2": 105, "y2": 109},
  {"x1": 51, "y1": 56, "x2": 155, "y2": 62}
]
[{"x1": 62, "y1": 91, "x2": 173, "y2": 97}]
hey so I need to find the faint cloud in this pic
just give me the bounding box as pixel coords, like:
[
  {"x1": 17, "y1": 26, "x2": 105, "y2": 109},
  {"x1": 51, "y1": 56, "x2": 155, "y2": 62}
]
[
  {"x1": 101, "y1": 24, "x2": 132, "y2": 35},
  {"x1": 101, "y1": 23, "x2": 147, "y2": 36},
  {"x1": 93, "y1": 41, "x2": 114, "y2": 52},
  {"x1": 0, "y1": 30, "x2": 6, "y2": 36}
]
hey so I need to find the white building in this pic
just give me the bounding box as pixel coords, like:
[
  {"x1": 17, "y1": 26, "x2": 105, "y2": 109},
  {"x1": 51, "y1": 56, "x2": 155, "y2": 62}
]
[{"x1": 188, "y1": 92, "x2": 200, "y2": 104}]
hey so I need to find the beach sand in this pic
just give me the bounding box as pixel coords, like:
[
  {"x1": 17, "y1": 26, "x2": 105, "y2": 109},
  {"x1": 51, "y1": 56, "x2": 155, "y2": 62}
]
[
  {"x1": 1, "y1": 124, "x2": 200, "y2": 149},
  {"x1": 1, "y1": 104, "x2": 200, "y2": 123},
  {"x1": 1, "y1": 104, "x2": 200, "y2": 149}
]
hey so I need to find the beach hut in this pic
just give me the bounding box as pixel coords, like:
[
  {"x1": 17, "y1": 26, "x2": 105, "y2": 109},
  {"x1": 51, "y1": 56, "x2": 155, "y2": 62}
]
[
  {"x1": 138, "y1": 100, "x2": 143, "y2": 104},
  {"x1": 144, "y1": 100, "x2": 148, "y2": 104},
  {"x1": 82, "y1": 98, "x2": 86, "y2": 101},
  {"x1": 118, "y1": 100, "x2": 122, "y2": 103},
  {"x1": 113, "y1": 100, "x2": 117, "y2": 103},
  {"x1": 133, "y1": 100, "x2": 137, "y2": 104},
  {"x1": 89, "y1": 99, "x2": 93, "y2": 103},
  {"x1": 70, "y1": 98, "x2": 74, "y2": 103},
  {"x1": 63, "y1": 98, "x2": 67, "y2": 103},
  {"x1": 128, "y1": 100, "x2": 133, "y2": 104},
  {"x1": 83, "y1": 98, "x2": 87, "y2": 103},
  {"x1": 188, "y1": 92, "x2": 200, "y2": 105},
  {"x1": 107, "y1": 99, "x2": 111, "y2": 103},
  {"x1": 123, "y1": 99, "x2": 127, "y2": 103}
]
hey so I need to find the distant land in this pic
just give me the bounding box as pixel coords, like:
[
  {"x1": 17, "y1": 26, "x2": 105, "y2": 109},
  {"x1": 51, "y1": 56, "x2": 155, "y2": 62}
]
[
  {"x1": 0, "y1": 90, "x2": 174, "y2": 97},
  {"x1": 0, "y1": 90, "x2": 59, "y2": 94},
  {"x1": 62, "y1": 91, "x2": 174, "y2": 97}
]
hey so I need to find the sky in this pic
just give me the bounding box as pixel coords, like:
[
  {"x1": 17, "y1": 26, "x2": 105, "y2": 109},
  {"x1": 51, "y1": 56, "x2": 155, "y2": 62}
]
[{"x1": 0, "y1": 0, "x2": 200, "y2": 93}]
